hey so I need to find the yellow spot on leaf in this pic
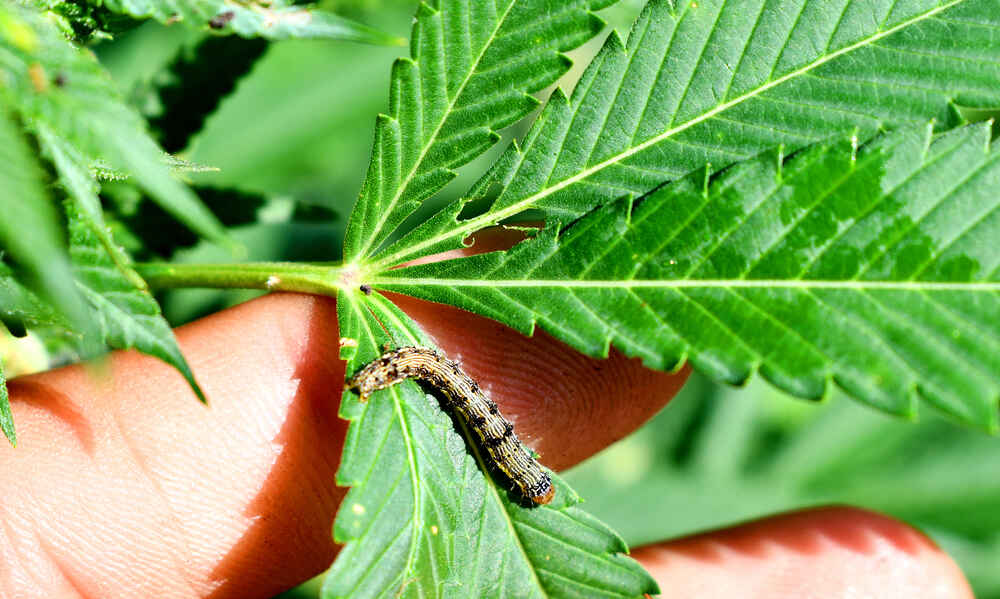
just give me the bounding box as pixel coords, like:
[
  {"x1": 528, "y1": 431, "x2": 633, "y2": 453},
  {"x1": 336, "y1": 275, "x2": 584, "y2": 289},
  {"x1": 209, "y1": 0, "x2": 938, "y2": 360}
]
[{"x1": 28, "y1": 63, "x2": 47, "y2": 93}]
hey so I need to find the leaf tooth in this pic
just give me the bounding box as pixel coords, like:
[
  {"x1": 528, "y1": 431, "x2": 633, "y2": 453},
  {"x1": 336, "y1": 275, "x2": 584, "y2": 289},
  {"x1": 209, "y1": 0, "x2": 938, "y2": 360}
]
[{"x1": 403, "y1": 168, "x2": 459, "y2": 209}]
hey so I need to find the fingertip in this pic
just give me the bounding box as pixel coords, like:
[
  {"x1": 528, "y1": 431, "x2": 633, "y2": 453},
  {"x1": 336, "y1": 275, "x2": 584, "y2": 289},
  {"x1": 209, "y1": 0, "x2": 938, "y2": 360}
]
[{"x1": 632, "y1": 507, "x2": 973, "y2": 599}]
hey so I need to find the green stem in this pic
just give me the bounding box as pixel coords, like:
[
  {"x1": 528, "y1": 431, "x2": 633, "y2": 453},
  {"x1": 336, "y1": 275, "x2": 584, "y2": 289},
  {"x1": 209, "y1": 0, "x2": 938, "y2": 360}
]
[{"x1": 135, "y1": 261, "x2": 352, "y2": 296}]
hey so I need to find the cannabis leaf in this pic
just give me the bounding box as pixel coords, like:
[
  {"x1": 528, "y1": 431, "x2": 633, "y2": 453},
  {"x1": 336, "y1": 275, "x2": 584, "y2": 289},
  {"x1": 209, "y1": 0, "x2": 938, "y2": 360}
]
[
  {"x1": 342, "y1": 0, "x2": 616, "y2": 261},
  {"x1": 374, "y1": 123, "x2": 1000, "y2": 429},
  {"x1": 327, "y1": 291, "x2": 657, "y2": 598},
  {"x1": 373, "y1": 0, "x2": 1000, "y2": 268}
]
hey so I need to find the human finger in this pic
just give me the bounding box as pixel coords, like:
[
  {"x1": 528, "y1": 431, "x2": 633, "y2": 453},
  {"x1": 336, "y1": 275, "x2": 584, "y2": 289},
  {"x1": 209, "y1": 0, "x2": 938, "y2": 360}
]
[{"x1": 631, "y1": 506, "x2": 973, "y2": 599}]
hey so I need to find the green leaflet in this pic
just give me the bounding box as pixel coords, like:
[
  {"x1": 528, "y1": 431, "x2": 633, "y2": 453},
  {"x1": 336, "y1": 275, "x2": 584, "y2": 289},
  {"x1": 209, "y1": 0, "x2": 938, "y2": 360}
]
[
  {"x1": 374, "y1": 0, "x2": 1000, "y2": 268},
  {"x1": 0, "y1": 261, "x2": 69, "y2": 340},
  {"x1": 373, "y1": 124, "x2": 1000, "y2": 430},
  {"x1": 36, "y1": 125, "x2": 143, "y2": 286},
  {"x1": 325, "y1": 291, "x2": 657, "y2": 598},
  {"x1": 342, "y1": 0, "x2": 617, "y2": 261},
  {"x1": 0, "y1": 353, "x2": 14, "y2": 446}
]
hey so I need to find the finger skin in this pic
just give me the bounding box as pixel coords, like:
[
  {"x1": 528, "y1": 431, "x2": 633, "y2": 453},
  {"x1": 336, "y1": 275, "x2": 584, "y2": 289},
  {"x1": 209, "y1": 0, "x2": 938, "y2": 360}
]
[
  {"x1": 0, "y1": 292, "x2": 685, "y2": 599},
  {"x1": 632, "y1": 507, "x2": 974, "y2": 599}
]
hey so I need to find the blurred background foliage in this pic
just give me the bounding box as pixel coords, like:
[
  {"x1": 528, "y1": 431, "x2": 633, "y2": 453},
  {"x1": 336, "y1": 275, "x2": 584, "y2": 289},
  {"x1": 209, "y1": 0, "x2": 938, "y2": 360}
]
[
  {"x1": 2, "y1": 0, "x2": 997, "y2": 596},
  {"x1": 566, "y1": 374, "x2": 1000, "y2": 598}
]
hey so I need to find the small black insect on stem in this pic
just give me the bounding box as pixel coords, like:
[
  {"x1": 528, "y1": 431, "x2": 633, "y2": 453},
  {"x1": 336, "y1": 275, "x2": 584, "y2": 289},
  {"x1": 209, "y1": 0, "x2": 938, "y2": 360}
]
[{"x1": 209, "y1": 11, "x2": 235, "y2": 29}]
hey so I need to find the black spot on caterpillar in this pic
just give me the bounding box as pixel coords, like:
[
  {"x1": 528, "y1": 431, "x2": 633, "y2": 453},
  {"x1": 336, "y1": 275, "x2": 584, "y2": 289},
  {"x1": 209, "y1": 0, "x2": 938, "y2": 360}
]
[{"x1": 345, "y1": 346, "x2": 554, "y2": 505}]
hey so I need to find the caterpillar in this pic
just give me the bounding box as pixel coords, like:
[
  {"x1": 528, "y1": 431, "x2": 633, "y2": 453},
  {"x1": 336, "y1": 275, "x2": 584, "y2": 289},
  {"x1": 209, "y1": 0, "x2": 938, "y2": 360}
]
[{"x1": 345, "y1": 346, "x2": 554, "y2": 505}]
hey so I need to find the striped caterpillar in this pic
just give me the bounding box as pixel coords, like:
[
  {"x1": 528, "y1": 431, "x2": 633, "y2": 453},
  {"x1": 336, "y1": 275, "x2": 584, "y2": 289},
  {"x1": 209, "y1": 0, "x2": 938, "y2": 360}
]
[{"x1": 345, "y1": 346, "x2": 554, "y2": 505}]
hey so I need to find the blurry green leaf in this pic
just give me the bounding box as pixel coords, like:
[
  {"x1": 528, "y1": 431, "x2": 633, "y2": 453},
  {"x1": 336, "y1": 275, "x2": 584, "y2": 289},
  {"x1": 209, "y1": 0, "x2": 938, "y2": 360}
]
[
  {"x1": 35, "y1": 124, "x2": 143, "y2": 285},
  {"x1": 342, "y1": 0, "x2": 618, "y2": 261},
  {"x1": 0, "y1": 100, "x2": 91, "y2": 350},
  {"x1": 325, "y1": 291, "x2": 656, "y2": 599},
  {"x1": 0, "y1": 2, "x2": 231, "y2": 249},
  {"x1": 94, "y1": 20, "x2": 201, "y2": 96},
  {"x1": 376, "y1": 0, "x2": 1000, "y2": 267},
  {"x1": 102, "y1": 0, "x2": 402, "y2": 44},
  {"x1": 0, "y1": 260, "x2": 68, "y2": 338},
  {"x1": 39, "y1": 128, "x2": 208, "y2": 389},
  {"x1": 85, "y1": 155, "x2": 222, "y2": 181},
  {"x1": 162, "y1": 155, "x2": 219, "y2": 174},
  {"x1": 65, "y1": 201, "x2": 205, "y2": 401},
  {"x1": 28, "y1": 0, "x2": 140, "y2": 42},
  {"x1": 376, "y1": 124, "x2": 1000, "y2": 430},
  {"x1": 0, "y1": 355, "x2": 14, "y2": 446},
  {"x1": 0, "y1": 99, "x2": 75, "y2": 447}
]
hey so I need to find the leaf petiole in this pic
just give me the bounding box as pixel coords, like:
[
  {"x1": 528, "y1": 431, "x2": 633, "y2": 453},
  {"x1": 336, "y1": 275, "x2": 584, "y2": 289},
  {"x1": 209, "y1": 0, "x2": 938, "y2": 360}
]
[{"x1": 135, "y1": 261, "x2": 351, "y2": 297}]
